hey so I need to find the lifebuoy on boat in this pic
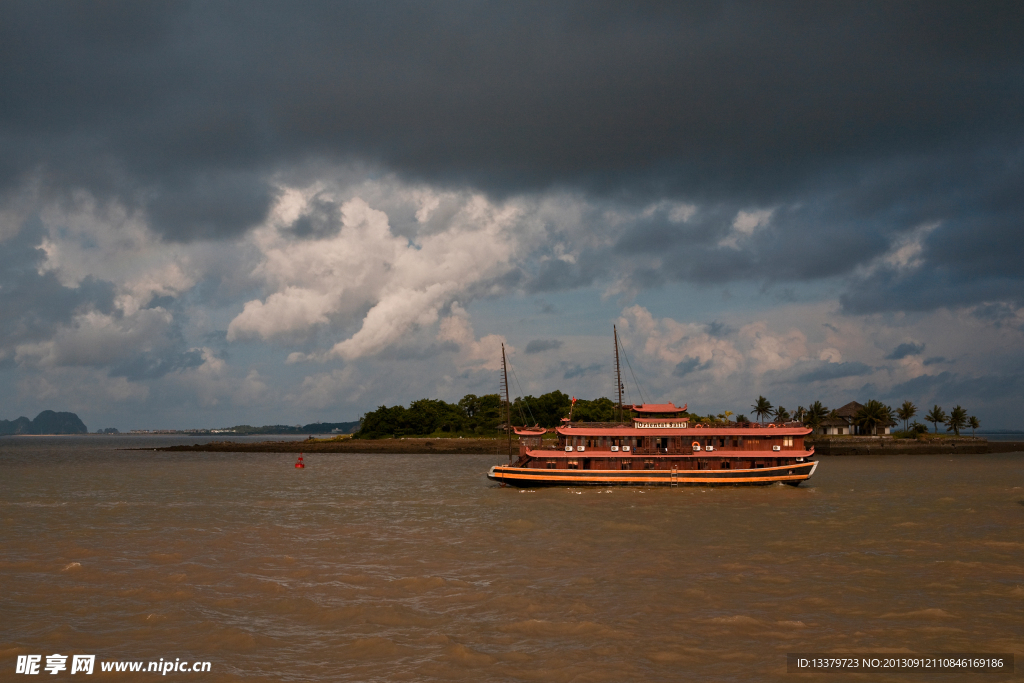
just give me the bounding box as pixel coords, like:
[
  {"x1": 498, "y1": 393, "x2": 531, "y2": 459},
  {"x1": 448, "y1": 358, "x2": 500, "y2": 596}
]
[
  {"x1": 691, "y1": 441, "x2": 700, "y2": 451},
  {"x1": 694, "y1": 423, "x2": 702, "y2": 428},
  {"x1": 768, "y1": 424, "x2": 776, "y2": 428}
]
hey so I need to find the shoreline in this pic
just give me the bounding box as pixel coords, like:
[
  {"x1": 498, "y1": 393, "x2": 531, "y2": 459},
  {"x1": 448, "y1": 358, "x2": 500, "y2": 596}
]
[
  {"x1": 130, "y1": 437, "x2": 1024, "y2": 455},
  {"x1": 134, "y1": 437, "x2": 510, "y2": 454}
]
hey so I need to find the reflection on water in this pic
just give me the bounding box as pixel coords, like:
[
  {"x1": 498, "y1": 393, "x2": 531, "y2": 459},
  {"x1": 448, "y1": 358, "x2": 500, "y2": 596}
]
[{"x1": 1, "y1": 437, "x2": 1022, "y2": 682}]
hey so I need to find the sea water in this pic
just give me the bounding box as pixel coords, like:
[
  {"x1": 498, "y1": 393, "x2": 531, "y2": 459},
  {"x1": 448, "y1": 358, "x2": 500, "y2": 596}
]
[{"x1": 2, "y1": 436, "x2": 1022, "y2": 681}]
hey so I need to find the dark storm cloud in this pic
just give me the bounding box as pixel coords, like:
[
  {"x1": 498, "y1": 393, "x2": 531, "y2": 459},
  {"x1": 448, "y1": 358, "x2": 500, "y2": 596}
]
[
  {"x1": 525, "y1": 339, "x2": 563, "y2": 354},
  {"x1": 705, "y1": 321, "x2": 733, "y2": 338},
  {"x1": 285, "y1": 192, "x2": 342, "y2": 240},
  {"x1": 886, "y1": 342, "x2": 925, "y2": 360},
  {"x1": 971, "y1": 302, "x2": 1024, "y2": 330},
  {"x1": 0, "y1": 219, "x2": 115, "y2": 352},
  {"x1": 563, "y1": 363, "x2": 602, "y2": 380},
  {"x1": 672, "y1": 356, "x2": 711, "y2": 378},
  {"x1": 880, "y1": 370, "x2": 1024, "y2": 416},
  {"x1": 1, "y1": 1, "x2": 1023, "y2": 308},
  {"x1": 145, "y1": 173, "x2": 279, "y2": 242}
]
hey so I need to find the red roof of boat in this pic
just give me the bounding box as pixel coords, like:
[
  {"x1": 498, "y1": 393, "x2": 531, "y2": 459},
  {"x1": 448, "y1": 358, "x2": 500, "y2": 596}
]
[
  {"x1": 631, "y1": 402, "x2": 687, "y2": 414},
  {"x1": 556, "y1": 425, "x2": 811, "y2": 436}
]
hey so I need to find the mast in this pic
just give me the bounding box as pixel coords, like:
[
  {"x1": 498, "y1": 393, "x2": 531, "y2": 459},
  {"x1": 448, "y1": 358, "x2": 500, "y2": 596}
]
[
  {"x1": 614, "y1": 325, "x2": 624, "y2": 424},
  {"x1": 501, "y1": 343, "x2": 513, "y2": 463}
]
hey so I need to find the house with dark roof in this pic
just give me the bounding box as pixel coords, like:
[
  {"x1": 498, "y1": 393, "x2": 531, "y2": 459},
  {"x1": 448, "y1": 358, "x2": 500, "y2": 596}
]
[{"x1": 821, "y1": 401, "x2": 896, "y2": 436}]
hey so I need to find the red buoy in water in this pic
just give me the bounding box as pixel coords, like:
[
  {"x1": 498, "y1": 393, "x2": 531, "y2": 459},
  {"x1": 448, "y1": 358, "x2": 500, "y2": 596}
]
[{"x1": 295, "y1": 454, "x2": 305, "y2": 469}]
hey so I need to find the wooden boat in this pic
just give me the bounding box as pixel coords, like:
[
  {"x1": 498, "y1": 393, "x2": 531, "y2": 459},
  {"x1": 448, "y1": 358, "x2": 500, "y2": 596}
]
[{"x1": 487, "y1": 329, "x2": 818, "y2": 487}]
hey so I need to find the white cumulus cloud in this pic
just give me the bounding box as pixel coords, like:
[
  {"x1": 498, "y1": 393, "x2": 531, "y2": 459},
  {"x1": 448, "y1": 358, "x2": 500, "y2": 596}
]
[{"x1": 229, "y1": 188, "x2": 521, "y2": 361}]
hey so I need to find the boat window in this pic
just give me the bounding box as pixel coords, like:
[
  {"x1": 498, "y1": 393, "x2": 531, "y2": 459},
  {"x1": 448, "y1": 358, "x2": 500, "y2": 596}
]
[
  {"x1": 620, "y1": 459, "x2": 631, "y2": 469},
  {"x1": 568, "y1": 460, "x2": 579, "y2": 469},
  {"x1": 721, "y1": 461, "x2": 731, "y2": 469},
  {"x1": 783, "y1": 436, "x2": 794, "y2": 447},
  {"x1": 546, "y1": 460, "x2": 557, "y2": 469},
  {"x1": 643, "y1": 459, "x2": 655, "y2": 470},
  {"x1": 719, "y1": 438, "x2": 726, "y2": 447}
]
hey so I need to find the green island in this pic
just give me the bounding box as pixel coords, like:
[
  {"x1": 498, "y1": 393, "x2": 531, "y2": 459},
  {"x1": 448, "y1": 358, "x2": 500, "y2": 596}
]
[{"x1": 149, "y1": 393, "x2": 1023, "y2": 455}]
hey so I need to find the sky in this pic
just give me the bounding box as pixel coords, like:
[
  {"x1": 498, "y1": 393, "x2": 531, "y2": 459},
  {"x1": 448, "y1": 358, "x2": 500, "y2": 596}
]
[{"x1": 1, "y1": 2, "x2": 1023, "y2": 430}]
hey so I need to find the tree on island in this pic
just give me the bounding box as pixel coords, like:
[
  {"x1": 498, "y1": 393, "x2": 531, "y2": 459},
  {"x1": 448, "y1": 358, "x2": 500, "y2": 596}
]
[
  {"x1": 357, "y1": 396, "x2": 498, "y2": 438},
  {"x1": 353, "y1": 390, "x2": 640, "y2": 439},
  {"x1": 945, "y1": 405, "x2": 968, "y2": 436},
  {"x1": 513, "y1": 391, "x2": 572, "y2": 426},
  {"x1": 925, "y1": 405, "x2": 947, "y2": 434},
  {"x1": 852, "y1": 400, "x2": 894, "y2": 436},
  {"x1": 794, "y1": 406, "x2": 806, "y2": 423},
  {"x1": 803, "y1": 401, "x2": 829, "y2": 434},
  {"x1": 968, "y1": 415, "x2": 980, "y2": 436},
  {"x1": 774, "y1": 406, "x2": 791, "y2": 423},
  {"x1": 750, "y1": 396, "x2": 773, "y2": 425},
  {"x1": 896, "y1": 400, "x2": 917, "y2": 433}
]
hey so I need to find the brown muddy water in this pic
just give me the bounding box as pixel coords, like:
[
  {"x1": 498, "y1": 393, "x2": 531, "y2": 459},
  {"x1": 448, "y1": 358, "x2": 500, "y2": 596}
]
[{"x1": 2, "y1": 436, "x2": 1022, "y2": 682}]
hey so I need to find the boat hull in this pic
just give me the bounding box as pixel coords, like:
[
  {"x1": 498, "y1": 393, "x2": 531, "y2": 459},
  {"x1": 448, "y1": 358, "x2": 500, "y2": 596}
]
[{"x1": 487, "y1": 460, "x2": 817, "y2": 487}]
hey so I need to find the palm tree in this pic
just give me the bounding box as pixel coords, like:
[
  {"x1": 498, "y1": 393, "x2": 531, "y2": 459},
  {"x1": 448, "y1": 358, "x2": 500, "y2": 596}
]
[
  {"x1": 774, "y1": 406, "x2": 791, "y2": 423},
  {"x1": 925, "y1": 405, "x2": 946, "y2": 434},
  {"x1": 945, "y1": 405, "x2": 968, "y2": 436},
  {"x1": 968, "y1": 415, "x2": 980, "y2": 437},
  {"x1": 896, "y1": 400, "x2": 917, "y2": 433},
  {"x1": 804, "y1": 401, "x2": 829, "y2": 434},
  {"x1": 853, "y1": 399, "x2": 894, "y2": 436},
  {"x1": 794, "y1": 406, "x2": 806, "y2": 423},
  {"x1": 751, "y1": 396, "x2": 773, "y2": 425}
]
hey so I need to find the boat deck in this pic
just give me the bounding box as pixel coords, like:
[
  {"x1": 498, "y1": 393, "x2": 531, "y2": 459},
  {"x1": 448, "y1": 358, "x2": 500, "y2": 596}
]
[{"x1": 488, "y1": 460, "x2": 817, "y2": 487}]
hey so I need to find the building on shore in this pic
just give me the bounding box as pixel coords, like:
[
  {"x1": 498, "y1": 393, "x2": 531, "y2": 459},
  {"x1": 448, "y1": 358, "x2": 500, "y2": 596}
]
[{"x1": 820, "y1": 401, "x2": 896, "y2": 435}]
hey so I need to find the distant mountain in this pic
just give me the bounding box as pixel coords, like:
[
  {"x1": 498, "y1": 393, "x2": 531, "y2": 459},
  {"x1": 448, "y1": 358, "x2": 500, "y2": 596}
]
[
  {"x1": 0, "y1": 410, "x2": 88, "y2": 435},
  {"x1": 0, "y1": 416, "x2": 32, "y2": 435}
]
